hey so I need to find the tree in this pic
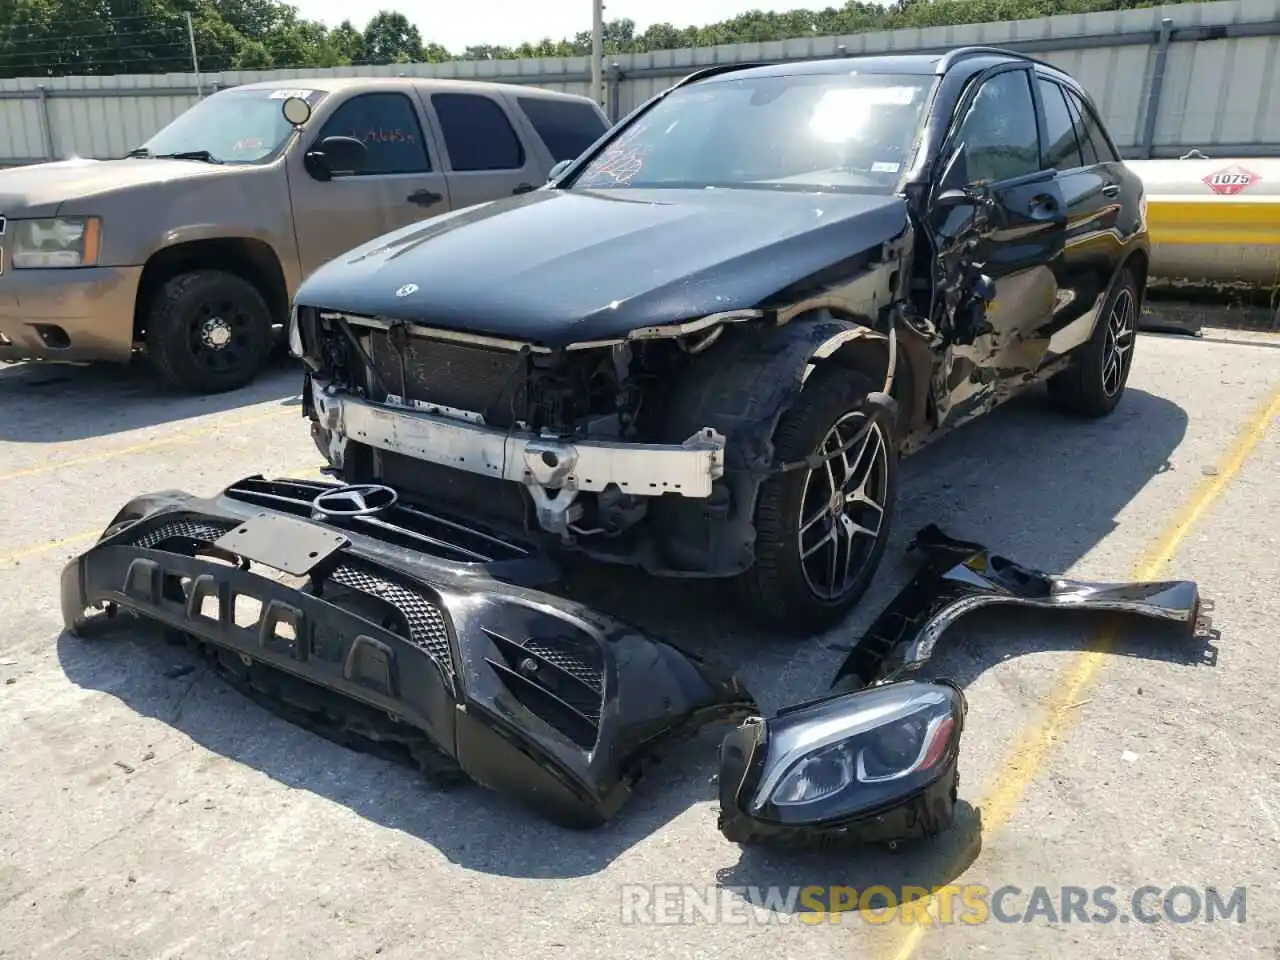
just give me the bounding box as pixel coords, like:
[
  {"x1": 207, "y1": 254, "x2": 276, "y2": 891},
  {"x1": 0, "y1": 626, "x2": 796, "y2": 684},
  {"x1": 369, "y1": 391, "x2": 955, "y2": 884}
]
[
  {"x1": 0, "y1": 0, "x2": 1209, "y2": 80},
  {"x1": 361, "y1": 10, "x2": 421, "y2": 64},
  {"x1": 329, "y1": 19, "x2": 364, "y2": 63}
]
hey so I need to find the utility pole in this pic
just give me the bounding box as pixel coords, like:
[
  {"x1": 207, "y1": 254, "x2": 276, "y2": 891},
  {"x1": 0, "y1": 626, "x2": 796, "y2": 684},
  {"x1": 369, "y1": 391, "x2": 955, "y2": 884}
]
[
  {"x1": 591, "y1": 0, "x2": 605, "y2": 111},
  {"x1": 186, "y1": 12, "x2": 203, "y2": 100}
]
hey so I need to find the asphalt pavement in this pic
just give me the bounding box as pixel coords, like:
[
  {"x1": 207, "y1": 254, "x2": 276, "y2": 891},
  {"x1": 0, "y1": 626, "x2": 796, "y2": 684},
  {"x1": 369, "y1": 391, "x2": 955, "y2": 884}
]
[{"x1": 0, "y1": 333, "x2": 1276, "y2": 960}]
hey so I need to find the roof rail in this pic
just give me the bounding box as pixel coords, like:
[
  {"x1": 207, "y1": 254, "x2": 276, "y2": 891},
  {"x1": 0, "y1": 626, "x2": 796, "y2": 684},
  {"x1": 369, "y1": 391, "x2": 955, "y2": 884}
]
[
  {"x1": 672, "y1": 62, "x2": 772, "y2": 89},
  {"x1": 937, "y1": 45, "x2": 1059, "y2": 73}
]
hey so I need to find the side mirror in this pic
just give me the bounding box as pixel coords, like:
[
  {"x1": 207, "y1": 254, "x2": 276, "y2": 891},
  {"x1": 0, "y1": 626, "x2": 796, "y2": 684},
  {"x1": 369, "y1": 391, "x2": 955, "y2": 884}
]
[
  {"x1": 547, "y1": 159, "x2": 573, "y2": 182},
  {"x1": 304, "y1": 135, "x2": 367, "y2": 181},
  {"x1": 281, "y1": 96, "x2": 312, "y2": 127},
  {"x1": 933, "y1": 188, "x2": 974, "y2": 209}
]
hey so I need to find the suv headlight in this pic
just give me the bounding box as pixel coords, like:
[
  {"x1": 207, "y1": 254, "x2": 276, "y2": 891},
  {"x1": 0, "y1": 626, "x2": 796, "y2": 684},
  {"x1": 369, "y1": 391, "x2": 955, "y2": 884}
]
[
  {"x1": 10, "y1": 217, "x2": 101, "y2": 268},
  {"x1": 717, "y1": 679, "x2": 966, "y2": 846},
  {"x1": 287, "y1": 303, "x2": 304, "y2": 357}
]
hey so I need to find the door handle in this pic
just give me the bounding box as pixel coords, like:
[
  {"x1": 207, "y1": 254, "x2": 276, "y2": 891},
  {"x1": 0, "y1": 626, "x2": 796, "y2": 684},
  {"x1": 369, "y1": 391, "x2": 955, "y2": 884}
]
[
  {"x1": 1101, "y1": 183, "x2": 1121, "y2": 198},
  {"x1": 512, "y1": 182, "x2": 537, "y2": 195},
  {"x1": 407, "y1": 189, "x2": 443, "y2": 206}
]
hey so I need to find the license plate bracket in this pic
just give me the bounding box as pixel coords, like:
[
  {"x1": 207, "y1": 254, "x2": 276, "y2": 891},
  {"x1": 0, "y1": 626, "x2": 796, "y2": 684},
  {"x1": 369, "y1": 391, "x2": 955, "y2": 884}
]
[{"x1": 213, "y1": 513, "x2": 349, "y2": 576}]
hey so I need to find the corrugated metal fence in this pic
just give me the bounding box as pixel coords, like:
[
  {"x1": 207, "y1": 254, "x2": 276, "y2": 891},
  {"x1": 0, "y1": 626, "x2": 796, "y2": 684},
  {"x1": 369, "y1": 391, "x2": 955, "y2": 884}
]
[{"x1": 3, "y1": 0, "x2": 1280, "y2": 166}]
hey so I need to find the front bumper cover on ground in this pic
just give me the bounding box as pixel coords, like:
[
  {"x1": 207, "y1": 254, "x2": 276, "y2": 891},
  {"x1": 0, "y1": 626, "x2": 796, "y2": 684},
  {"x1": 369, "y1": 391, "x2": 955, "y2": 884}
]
[{"x1": 61, "y1": 475, "x2": 757, "y2": 829}]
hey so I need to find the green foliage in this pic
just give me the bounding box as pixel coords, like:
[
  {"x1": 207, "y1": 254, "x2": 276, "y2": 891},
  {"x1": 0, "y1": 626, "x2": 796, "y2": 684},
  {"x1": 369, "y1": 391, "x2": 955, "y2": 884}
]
[{"x1": 0, "y1": 0, "x2": 1205, "y2": 79}]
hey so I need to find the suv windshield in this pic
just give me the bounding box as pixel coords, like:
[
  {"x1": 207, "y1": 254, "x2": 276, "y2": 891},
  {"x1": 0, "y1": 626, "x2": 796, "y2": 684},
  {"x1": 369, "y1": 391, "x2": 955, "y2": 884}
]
[
  {"x1": 574, "y1": 72, "x2": 934, "y2": 195},
  {"x1": 137, "y1": 88, "x2": 327, "y2": 164}
]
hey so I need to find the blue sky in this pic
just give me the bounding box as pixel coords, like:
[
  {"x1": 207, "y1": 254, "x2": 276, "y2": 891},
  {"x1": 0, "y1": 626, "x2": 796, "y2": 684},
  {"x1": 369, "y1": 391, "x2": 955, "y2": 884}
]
[{"x1": 290, "y1": 1, "x2": 835, "y2": 52}]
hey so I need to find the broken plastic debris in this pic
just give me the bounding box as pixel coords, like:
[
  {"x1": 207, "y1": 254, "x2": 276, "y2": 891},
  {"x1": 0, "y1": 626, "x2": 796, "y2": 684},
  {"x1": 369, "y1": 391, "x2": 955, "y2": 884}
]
[{"x1": 1121, "y1": 750, "x2": 1139, "y2": 764}]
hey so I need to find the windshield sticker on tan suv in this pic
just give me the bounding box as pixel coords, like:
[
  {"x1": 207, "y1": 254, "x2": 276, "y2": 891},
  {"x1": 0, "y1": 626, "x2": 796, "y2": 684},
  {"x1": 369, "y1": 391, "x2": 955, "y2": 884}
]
[{"x1": 269, "y1": 88, "x2": 319, "y2": 100}]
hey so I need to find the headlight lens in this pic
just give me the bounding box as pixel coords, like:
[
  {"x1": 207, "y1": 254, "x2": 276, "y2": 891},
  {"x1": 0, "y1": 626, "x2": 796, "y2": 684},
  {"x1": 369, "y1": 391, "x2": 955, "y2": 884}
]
[
  {"x1": 10, "y1": 217, "x2": 101, "y2": 268},
  {"x1": 287, "y1": 303, "x2": 304, "y2": 357},
  {"x1": 749, "y1": 680, "x2": 964, "y2": 822}
]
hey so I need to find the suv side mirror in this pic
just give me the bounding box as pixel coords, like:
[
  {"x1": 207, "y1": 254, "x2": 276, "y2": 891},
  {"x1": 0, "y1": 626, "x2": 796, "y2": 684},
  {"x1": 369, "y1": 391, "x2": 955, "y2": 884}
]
[
  {"x1": 933, "y1": 188, "x2": 974, "y2": 209},
  {"x1": 547, "y1": 159, "x2": 573, "y2": 182},
  {"x1": 304, "y1": 135, "x2": 367, "y2": 181}
]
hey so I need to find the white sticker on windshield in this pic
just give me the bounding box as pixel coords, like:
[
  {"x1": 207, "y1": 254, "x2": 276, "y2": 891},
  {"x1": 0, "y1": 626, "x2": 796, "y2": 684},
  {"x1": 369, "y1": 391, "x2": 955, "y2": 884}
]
[
  {"x1": 871, "y1": 161, "x2": 902, "y2": 173},
  {"x1": 864, "y1": 86, "x2": 919, "y2": 105},
  {"x1": 269, "y1": 88, "x2": 318, "y2": 100}
]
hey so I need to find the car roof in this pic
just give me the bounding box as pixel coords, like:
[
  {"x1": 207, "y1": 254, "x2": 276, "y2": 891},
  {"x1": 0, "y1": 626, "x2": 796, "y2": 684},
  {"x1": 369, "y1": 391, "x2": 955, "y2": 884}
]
[
  {"x1": 694, "y1": 47, "x2": 1075, "y2": 86},
  {"x1": 228, "y1": 76, "x2": 591, "y2": 102}
]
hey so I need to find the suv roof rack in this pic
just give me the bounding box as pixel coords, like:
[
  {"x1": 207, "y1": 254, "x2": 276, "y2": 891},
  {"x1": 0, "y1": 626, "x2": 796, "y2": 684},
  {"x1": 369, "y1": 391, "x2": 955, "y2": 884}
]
[{"x1": 937, "y1": 45, "x2": 1062, "y2": 74}]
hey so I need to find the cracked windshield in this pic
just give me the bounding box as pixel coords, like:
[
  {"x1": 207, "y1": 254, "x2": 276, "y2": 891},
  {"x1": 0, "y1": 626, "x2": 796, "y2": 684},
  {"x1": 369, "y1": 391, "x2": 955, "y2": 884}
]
[{"x1": 575, "y1": 72, "x2": 934, "y2": 194}]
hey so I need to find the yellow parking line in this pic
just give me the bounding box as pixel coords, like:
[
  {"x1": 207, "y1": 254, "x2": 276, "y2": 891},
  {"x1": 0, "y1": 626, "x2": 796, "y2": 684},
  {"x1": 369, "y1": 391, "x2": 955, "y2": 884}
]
[
  {"x1": 0, "y1": 406, "x2": 295, "y2": 483},
  {"x1": 0, "y1": 461, "x2": 329, "y2": 568},
  {"x1": 887, "y1": 383, "x2": 1280, "y2": 960},
  {"x1": 0, "y1": 530, "x2": 101, "y2": 567}
]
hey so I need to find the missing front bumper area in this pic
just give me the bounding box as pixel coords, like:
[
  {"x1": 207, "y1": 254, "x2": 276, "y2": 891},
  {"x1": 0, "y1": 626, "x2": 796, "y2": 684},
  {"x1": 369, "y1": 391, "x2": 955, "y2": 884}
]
[
  {"x1": 309, "y1": 377, "x2": 727, "y2": 536},
  {"x1": 61, "y1": 476, "x2": 757, "y2": 829}
]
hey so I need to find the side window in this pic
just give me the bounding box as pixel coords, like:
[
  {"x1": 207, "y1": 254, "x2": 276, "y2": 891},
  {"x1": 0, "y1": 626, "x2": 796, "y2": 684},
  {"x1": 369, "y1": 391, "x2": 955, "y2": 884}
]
[
  {"x1": 1037, "y1": 79, "x2": 1083, "y2": 172},
  {"x1": 1062, "y1": 93, "x2": 1098, "y2": 166},
  {"x1": 315, "y1": 93, "x2": 430, "y2": 175},
  {"x1": 432, "y1": 93, "x2": 526, "y2": 172},
  {"x1": 517, "y1": 96, "x2": 608, "y2": 162},
  {"x1": 952, "y1": 70, "x2": 1040, "y2": 184},
  {"x1": 1065, "y1": 88, "x2": 1120, "y2": 163}
]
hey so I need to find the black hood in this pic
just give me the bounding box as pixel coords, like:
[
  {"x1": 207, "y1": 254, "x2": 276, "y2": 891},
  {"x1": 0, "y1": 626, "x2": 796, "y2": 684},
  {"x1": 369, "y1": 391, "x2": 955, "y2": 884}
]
[{"x1": 294, "y1": 187, "x2": 910, "y2": 347}]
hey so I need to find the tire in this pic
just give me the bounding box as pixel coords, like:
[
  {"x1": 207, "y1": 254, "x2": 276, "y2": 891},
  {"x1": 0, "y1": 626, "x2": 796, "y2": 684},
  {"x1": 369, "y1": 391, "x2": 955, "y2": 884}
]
[
  {"x1": 741, "y1": 365, "x2": 898, "y2": 631},
  {"x1": 145, "y1": 269, "x2": 273, "y2": 394},
  {"x1": 1047, "y1": 267, "x2": 1139, "y2": 418}
]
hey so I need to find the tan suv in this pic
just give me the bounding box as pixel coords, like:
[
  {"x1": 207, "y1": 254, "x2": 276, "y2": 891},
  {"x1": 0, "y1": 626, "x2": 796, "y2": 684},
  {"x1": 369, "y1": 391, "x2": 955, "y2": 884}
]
[{"x1": 0, "y1": 77, "x2": 610, "y2": 393}]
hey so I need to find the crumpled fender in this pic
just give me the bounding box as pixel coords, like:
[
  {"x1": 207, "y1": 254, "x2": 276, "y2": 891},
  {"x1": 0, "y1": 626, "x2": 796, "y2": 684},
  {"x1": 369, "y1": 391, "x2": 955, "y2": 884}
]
[
  {"x1": 833, "y1": 524, "x2": 1211, "y2": 689},
  {"x1": 650, "y1": 313, "x2": 897, "y2": 576}
]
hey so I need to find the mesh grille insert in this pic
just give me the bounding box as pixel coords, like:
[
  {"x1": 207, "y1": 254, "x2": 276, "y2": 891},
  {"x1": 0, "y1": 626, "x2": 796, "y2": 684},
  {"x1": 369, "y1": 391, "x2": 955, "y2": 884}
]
[
  {"x1": 130, "y1": 518, "x2": 238, "y2": 549},
  {"x1": 483, "y1": 627, "x2": 605, "y2": 749},
  {"x1": 330, "y1": 564, "x2": 454, "y2": 679}
]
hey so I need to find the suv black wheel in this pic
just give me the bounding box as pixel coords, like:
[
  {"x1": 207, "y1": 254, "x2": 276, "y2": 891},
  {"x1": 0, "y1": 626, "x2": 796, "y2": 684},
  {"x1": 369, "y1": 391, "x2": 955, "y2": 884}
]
[
  {"x1": 146, "y1": 269, "x2": 273, "y2": 394},
  {"x1": 742, "y1": 366, "x2": 897, "y2": 631},
  {"x1": 1047, "y1": 267, "x2": 1139, "y2": 418}
]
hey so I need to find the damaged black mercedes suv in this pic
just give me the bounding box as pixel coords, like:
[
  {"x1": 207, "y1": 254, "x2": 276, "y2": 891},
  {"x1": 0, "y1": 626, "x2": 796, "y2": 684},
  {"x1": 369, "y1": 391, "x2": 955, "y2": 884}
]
[{"x1": 290, "y1": 46, "x2": 1148, "y2": 629}]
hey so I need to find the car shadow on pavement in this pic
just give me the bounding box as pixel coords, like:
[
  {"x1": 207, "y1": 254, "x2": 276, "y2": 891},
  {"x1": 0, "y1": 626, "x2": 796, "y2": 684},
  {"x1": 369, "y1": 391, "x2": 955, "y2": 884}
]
[
  {"x1": 0, "y1": 353, "x2": 301, "y2": 443},
  {"x1": 56, "y1": 382, "x2": 1210, "y2": 884}
]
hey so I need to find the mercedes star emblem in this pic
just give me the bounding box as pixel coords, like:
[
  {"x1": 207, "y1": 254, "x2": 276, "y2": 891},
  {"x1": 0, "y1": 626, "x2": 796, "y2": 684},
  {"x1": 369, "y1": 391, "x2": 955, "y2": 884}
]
[{"x1": 311, "y1": 484, "x2": 399, "y2": 518}]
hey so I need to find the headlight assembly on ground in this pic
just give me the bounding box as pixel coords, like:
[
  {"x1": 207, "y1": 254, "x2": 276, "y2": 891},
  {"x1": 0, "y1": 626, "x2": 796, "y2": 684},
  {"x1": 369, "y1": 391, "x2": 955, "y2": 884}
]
[{"x1": 717, "y1": 679, "x2": 967, "y2": 846}]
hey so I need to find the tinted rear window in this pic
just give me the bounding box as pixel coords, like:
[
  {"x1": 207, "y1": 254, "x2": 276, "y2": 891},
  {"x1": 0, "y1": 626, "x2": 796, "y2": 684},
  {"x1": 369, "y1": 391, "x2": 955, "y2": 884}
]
[
  {"x1": 432, "y1": 93, "x2": 525, "y2": 171},
  {"x1": 518, "y1": 96, "x2": 608, "y2": 162}
]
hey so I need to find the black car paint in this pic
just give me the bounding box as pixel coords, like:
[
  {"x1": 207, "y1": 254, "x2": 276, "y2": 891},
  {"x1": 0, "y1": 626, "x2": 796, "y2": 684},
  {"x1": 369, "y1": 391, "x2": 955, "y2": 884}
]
[
  {"x1": 292, "y1": 49, "x2": 1148, "y2": 586},
  {"x1": 293, "y1": 187, "x2": 911, "y2": 347},
  {"x1": 831, "y1": 524, "x2": 1209, "y2": 690},
  {"x1": 296, "y1": 49, "x2": 1146, "y2": 444},
  {"x1": 60, "y1": 476, "x2": 757, "y2": 829}
]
